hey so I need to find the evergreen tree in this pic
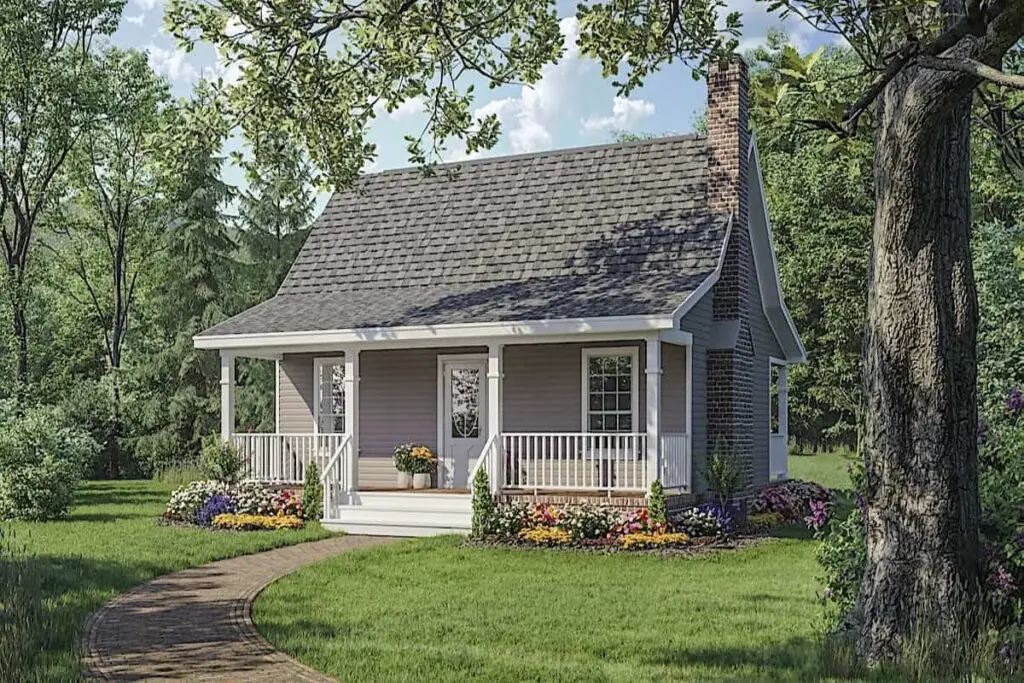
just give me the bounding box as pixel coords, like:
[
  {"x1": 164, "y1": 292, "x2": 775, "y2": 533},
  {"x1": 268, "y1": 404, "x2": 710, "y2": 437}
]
[{"x1": 130, "y1": 92, "x2": 236, "y2": 469}]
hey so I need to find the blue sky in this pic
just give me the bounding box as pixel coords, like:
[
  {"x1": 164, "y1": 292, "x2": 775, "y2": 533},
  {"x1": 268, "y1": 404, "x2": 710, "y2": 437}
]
[{"x1": 111, "y1": 0, "x2": 831, "y2": 192}]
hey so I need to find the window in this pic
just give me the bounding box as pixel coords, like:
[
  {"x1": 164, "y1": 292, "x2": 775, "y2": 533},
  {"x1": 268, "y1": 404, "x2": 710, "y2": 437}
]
[
  {"x1": 583, "y1": 348, "x2": 638, "y2": 433},
  {"x1": 770, "y1": 363, "x2": 781, "y2": 434},
  {"x1": 314, "y1": 358, "x2": 345, "y2": 433}
]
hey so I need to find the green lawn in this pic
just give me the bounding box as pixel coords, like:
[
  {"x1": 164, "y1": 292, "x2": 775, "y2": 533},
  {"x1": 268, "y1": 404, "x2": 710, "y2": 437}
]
[
  {"x1": 5, "y1": 479, "x2": 332, "y2": 681},
  {"x1": 252, "y1": 452, "x2": 853, "y2": 682},
  {"x1": 788, "y1": 450, "x2": 857, "y2": 491}
]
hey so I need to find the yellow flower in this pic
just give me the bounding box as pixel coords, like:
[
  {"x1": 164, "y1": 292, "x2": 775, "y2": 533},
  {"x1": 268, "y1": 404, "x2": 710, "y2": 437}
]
[
  {"x1": 212, "y1": 513, "x2": 304, "y2": 530},
  {"x1": 518, "y1": 527, "x2": 571, "y2": 545},
  {"x1": 618, "y1": 532, "x2": 690, "y2": 549}
]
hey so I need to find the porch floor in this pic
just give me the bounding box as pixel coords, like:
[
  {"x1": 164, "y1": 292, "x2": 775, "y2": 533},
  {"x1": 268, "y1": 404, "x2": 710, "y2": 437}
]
[{"x1": 358, "y1": 487, "x2": 471, "y2": 494}]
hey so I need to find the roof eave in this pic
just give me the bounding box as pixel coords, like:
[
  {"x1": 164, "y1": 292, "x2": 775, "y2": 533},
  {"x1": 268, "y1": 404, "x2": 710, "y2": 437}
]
[{"x1": 193, "y1": 313, "x2": 676, "y2": 353}]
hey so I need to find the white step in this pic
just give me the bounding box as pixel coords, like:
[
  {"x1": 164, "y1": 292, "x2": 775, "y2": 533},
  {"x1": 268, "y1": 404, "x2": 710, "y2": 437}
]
[
  {"x1": 352, "y1": 492, "x2": 472, "y2": 513},
  {"x1": 323, "y1": 492, "x2": 472, "y2": 537}
]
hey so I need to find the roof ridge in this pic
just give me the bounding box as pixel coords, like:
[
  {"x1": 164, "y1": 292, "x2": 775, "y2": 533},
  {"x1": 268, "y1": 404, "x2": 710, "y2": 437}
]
[{"x1": 356, "y1": 133, "x2": 706, "y2": 180}]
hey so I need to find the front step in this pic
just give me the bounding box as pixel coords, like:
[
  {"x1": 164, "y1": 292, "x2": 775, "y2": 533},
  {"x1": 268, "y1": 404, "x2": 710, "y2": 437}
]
[{"x1": 323, "y1": 492, "x2": 472, "y2": 537}]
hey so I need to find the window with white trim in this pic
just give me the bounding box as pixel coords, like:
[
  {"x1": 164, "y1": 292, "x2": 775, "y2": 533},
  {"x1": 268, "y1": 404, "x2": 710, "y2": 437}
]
[
  {"x1": 583, "y1": 348, "x2": 638, "y2": 433},
  {"x1": 314, "y1": 358, "x2": 345, "y2": 433}
]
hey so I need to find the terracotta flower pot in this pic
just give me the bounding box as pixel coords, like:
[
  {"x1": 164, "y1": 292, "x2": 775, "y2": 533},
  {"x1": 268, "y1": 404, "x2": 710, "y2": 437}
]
[
  {"x1": 412, "y1": 473, "x2": 431, "y2": 489},
  {"x1": 396, "y1": 471, "x2": 412, "y2": 489}
]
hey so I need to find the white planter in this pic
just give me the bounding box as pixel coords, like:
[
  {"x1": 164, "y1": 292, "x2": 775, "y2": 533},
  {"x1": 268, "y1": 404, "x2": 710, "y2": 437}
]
[
  {"x1": 396, "y1": 471, "x2": 412, "y2": 489},
  {"x1": 412, "y1": 473, "x2": 431, "y2": 490}
]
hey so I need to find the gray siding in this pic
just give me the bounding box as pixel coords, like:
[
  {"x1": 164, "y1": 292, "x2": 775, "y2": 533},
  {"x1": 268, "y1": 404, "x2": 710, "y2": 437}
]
[
  {"x1": 661, "y1": 342, "x2": 687, "y2": 434},
  {"x1": 747, "y1": 246, "x2": 785, "y2": 487},
  {"x1": 278, "y1": 353, "x2": 316, "y2": 433},
  {"x1": 360, "y1": 346, "x2": 485, "y2": 457},
  {"x1": 277, "y1": 340, "x2": 687, "y2": 488},
  {"x1": 503, "y1": 342, "x2": 647, "y2": 433},
  {"x1": 679, "y1": 291, "x2": 713, "y2": 497}
]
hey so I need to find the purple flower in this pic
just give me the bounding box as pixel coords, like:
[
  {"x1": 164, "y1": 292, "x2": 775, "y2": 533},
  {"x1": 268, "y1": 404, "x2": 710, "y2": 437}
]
[
  {"x1": 805, "y1": 500, "x2": 829, "y2": 530},
  {"x1": 988, "y1": 565, "x2": 1016, "y2": 596},
  {"x1": 854, "y1": 491, "x2": 866, "y2": 515},
  {"x1": 1009, "y1": 387, "x2": 1024, "y2": 413},
  {"x1": 195, "y1": 493, "x2": 235, "y2": 526},
  {"x1": 697, "y1": 502, "x2": 733, "y2": 534}
]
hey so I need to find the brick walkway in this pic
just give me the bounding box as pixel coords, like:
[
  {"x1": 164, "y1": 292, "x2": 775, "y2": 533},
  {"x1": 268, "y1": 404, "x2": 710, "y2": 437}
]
[{"x1": 82, "y1": 535, "x2": 397, "y2": 681}]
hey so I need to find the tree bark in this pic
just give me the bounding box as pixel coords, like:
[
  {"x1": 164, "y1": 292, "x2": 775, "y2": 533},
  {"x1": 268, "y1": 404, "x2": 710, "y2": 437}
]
[
  {"x1": 854, "y1": 62, "x2": 981, "y2": 662},
  {"x1": 11, "y1": 298, "x2": 29, "y2": 410}
]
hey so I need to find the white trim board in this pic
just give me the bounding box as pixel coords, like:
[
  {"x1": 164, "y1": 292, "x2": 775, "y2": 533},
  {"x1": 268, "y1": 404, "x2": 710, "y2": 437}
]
[
  {"x1": 580, "y1": 346, "x2": 641, "y2": 434},
  {"x1": 194, "y1": 314, "x2": 674, "y2": 352}
]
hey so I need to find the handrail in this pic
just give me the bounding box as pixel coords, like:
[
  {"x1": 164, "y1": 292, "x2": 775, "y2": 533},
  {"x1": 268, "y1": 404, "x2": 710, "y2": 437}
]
[
  {"x1": 319, "y1": 433, "x2": 352, "y2": 484},
  {"x1": 468, "y1": 433, "x2": 497, "y2": 485}
]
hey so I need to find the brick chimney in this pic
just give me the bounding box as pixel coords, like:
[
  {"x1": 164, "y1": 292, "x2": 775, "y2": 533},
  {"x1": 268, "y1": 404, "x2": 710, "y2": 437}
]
[
  {"x1": 704, "y1": 57, "x2": 756, "y2": 501},
  {"x1": 706, "y1": 57, "x2": 751, "y2": 321}
]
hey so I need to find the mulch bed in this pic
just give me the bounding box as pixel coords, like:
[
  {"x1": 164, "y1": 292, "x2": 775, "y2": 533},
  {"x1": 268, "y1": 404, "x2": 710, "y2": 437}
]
[{"x1": 462, "y1": 533, "x2": 773, "y2": 557}]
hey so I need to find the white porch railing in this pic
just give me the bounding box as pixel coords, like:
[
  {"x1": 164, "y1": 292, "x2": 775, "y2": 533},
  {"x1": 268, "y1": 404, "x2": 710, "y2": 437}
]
[
  {"x1": 660, "y1": 433, "x2": 691, "y2": 490},
  {"x1": 502, "y1": 433, "x2": 648, "y2": 492},
  {"x1": 231, "y1": 433, "x2": 345, "y2": 484},
  {"x1": 320, "y1": 433, "x2": 353, "y2": 520},
  {"x1": 769, "y1": 433, "x2": 788, "y2": 480}
]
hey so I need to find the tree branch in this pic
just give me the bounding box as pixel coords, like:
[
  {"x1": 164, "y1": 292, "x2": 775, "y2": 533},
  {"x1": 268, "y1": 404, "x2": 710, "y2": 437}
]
[{"x1": 917, "y1": 55, "x2": 1024, "y2": 89}]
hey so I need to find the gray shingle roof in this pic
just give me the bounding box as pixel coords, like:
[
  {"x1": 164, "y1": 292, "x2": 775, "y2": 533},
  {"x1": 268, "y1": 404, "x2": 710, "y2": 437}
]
[{"x1": 200, "y1": 134, "x2": 727, "y2": 336}]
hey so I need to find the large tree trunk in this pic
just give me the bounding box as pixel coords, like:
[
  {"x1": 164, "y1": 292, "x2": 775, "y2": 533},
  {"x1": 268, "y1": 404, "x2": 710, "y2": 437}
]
[{"x1": 854, "y1": 63, "x2": 981, "y2": 662}]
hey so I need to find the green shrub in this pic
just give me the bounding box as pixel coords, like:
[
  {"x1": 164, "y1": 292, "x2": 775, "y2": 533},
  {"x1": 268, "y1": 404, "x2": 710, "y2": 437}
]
[
  {"x1": 0, "y1": 405, "x2": 96, "y2": 521},
  {"x1": 303, "y1": 461, "x2": 323, "y2": 521},
  {"x1": 0, "y1": 528, "x2": 48, "y2": 681},
  {"x1": 704, "y1": 448, "x2": 743, "y2": 509},
  {"x1": 648, "y1": 479, "x2": 667, "y2": 525},
  {"x1": 199, "y1": 436, "x2": 242, "y2": 484},
  {"x1": 471, "y1": 468, "x2": 495, "y2": 537}
]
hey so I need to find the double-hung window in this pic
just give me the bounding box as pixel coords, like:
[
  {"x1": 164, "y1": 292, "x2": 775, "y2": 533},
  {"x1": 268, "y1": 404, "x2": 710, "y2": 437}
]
[{"x1": 582, "y1": 347, "x2": 639, "y2": 433}]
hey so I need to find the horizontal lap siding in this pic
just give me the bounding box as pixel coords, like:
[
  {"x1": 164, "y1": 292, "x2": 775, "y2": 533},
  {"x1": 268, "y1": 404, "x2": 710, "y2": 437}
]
[
  {"x1": 503, "y1": 342, "x2": 647, "y2": 433},
  {"x1": 661, "y1": 342, "x2": 687, "y2": 434},
  {"x1": 278, "y1": 353, "x2": 316, "y2": 433},
  {"x1": 748, "y1": 246, "x2": 785, "y2": 487},
  {"x1": 679, "y1": 292, "x2": 713, "y2": 497}
]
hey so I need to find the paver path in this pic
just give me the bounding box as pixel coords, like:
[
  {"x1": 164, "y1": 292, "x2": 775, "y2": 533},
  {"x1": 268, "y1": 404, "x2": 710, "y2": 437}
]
[{"x1": 83, "y1": 535, "x2": 397, "y2": 681}]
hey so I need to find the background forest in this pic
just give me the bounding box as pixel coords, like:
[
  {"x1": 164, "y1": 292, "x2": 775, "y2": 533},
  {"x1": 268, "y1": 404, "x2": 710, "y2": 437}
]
[{"x1": 2, "y1": 28, "x2": 1022, "y2": 481}]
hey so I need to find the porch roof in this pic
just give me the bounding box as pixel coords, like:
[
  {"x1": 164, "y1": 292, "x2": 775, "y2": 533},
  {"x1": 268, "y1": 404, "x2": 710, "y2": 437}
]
[{"x1": 199, "y1": 135, "x2": 727, "y2": 338}]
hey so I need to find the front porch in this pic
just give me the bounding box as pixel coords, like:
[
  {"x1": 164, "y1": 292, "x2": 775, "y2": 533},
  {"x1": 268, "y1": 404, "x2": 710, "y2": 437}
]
[{"x1": 218, "y1": 335, "x2": 695, "y2": 534}]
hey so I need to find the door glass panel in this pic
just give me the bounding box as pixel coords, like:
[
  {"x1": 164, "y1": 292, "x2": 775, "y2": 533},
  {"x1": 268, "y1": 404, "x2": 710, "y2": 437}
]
[
  {"x1": 318, "y1": 362, "x2": 345, "y2": 433},
  {"x1": 450, "y1": 367, "x2": 480, "y2": 438}
]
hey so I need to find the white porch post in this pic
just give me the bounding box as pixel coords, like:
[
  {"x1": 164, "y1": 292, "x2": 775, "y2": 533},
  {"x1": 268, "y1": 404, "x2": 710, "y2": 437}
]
[
  {"x1": 344, "y1": 348, "x2": 360, "y2": 495},
  {"x1": 645, "y1": 337, "x2": 662, "y2": 487},
  {"x1": 778, "y1": 363, "x2": 789, "y2": 466},
  {"x1": 487, "y1": 343, "x2": 504, "y2": 494},
  {"x1": 220, "y1": 352, "x2": 235, "y2": 442}
]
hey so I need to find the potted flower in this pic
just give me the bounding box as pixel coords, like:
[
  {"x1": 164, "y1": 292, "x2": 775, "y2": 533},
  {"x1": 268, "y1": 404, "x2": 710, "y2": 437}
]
[
  {"x1": 408, "y1": 445, "x2": 437, "y2": 489},
  {"x1": 393, "y1": 443, "x2": 415, "y2": 488}
]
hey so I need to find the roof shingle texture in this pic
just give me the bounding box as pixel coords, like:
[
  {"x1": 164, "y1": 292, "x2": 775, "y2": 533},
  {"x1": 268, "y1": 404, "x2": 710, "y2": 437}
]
[{"x1": 201, "y1": 135, "x2": 727, "y2": 336}]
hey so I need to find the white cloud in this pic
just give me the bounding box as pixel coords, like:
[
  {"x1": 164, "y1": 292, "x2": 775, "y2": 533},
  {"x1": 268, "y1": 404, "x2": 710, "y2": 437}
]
[
  {"x1": 725, "y1": 0, "x2": 824, "y2": 53},
  {"x1": 133, "y1": 0, "x2": 158, "y2": 10},
  {"x1": 470, "y1": 16, "x2": 587, "y2": 154},
  {"x1": 146, "y1": 44, "x2": 197, "y2": 84},
  {"x1": 389, "y1": 96, "x2": 426, "y2": 120},
  {"x1": 580, "y1": 97, "x2": 656, "y2": 135},
  {"x1": 124, "y1": 13, "x2": 145, "y2": 25}
]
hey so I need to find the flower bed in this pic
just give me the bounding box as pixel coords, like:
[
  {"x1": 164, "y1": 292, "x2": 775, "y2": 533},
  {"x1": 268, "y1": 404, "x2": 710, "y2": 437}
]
[
  {"x1": 473, "y1": 500, "x2": 733, "y2": 553},
  {"x1": 161, "y1": 479, "x2": 308, "y2": 531},
  {"x1": 751, "y1": 478, "x2": 834, "y2": 522}
]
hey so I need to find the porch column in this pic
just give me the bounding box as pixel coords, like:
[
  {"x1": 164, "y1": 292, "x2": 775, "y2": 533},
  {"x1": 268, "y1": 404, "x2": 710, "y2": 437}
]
[
  {"x1": 778, "y1": 363, "x2": 789, "y2": 448},
  {"x1": 645, "y1": 337, "x2": 662, "y2": 486},
  {"x1": 487, "y1": 343, "x2": 504, "y2": 494},
  {"x1": 344, "y1": 348, "x2": 360, "y2": 495},
  {"x1": 220, "y1": 352, "x2": 235, "y2": 441}
]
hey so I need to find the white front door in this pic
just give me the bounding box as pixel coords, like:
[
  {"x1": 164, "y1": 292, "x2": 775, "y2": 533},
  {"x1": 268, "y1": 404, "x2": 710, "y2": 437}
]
[{"x1": 440, "y1": 359, "x2": 487, "y2": 489}]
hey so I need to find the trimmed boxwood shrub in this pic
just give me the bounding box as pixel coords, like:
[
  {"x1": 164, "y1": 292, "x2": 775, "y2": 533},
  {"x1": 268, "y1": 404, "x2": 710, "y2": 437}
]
[{"x1": 303, "y1": 462, "x2": 322, "y2": 521}]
